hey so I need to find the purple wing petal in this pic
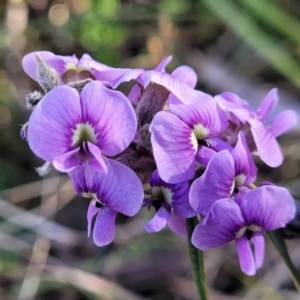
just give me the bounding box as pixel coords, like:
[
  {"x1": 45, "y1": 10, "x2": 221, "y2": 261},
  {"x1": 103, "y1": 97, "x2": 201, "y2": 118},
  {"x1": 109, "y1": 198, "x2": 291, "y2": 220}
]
[
  {"x1": 169, "y1": 92, "x2": 228, "y2": 138},
  {"x1": 93, "y1": 207, "x2": 117, "y2": 246},
  {"x1": 84, "y1": 158, "x2": 143, "y2": 216},
  {"x1": 110, "y1": 69, "x2": 145, "y2": 89},
  {"x1": 86, "y1": 142, "x2": 108, "y2": 173},
  {"x1": 168, "y1": 211, "x2": 187, "y2": 236},
  {"x1": 87, "y1": 201, "x2": 99, "y2": 237},
  {"x1": 249, "y1": 118, "x2": 283, "y2": 167},
  {"x1": 252, "y1": 232, "x2": 265, "y2": 270},
  {"x1": 189, "y1": 150, "x2": 235, "y2": 215},
  {"x1": 150, "y1": 112, "x2": 196, "y2": 183},
  {"x1": 235, "y1": 236, "x2": 256, "y2": 276},
  {"x1": 215, "y1": 93, "x2": 254, "y2": 123},
  {"x1": 270, "y1": 110, "x2": 298, "y2": 138},
  {"x1": 230, "y1": 132, "x2": 257, "y2": 185},
  {"x1": 240, "y1": 185, "x2": 296, "y2": 231},
  {"x1": 53, "y1": 147, "x2": 82, "y2": 172},
  {"x1": 192, "y1": 199, "x2": 245, "y2": 250},
  {"x1": 155, "y1": 56, "x2": 172, "y2": 72},
  {"x1": 139, "y1": 70, "x2": 197, "y2": 104},
  {"x1": 77, "y1": 53, "x2": 112, "y2": 71},
  {"x1": 144, "y1": 206, "x2": 170, "y2": 233},
  {"x1": 256, "y1": 88, "x2": 278, "y2": 122},
  {"x1": 127, "y1": 84, "x2": 143, "y2": 105},
  {"x1": 27, "y1": 86, "x2": 81, "y2": 162},
  {"x1": 196, "y1": 146, "x2": 216, "y2": 166},
  {"x1": 171, "y1": 66, "x2": 198, "y2": 88},
  {"x1": 80, "y1": 81, "x2": 137, "y2": 156}
]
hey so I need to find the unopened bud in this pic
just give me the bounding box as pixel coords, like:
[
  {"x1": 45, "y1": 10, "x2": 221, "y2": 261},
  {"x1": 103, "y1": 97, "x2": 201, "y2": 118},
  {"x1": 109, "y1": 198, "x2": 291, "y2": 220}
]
[
  {"x1": 25, "y1": 90, "x2": 43, "y2": 109},
  {"x1": 135, "y1": 83, "x2": 169, "y2": 128},
  {"x1": 137, "y1": 124, "x2": 152, "y2": 152},
  {"x1": 36, "y1": 53, "x2": 60, "y2": 93}
]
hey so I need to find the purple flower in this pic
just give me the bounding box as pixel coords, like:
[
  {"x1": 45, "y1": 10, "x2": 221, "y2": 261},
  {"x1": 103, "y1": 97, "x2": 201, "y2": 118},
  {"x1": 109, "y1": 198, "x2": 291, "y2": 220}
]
[
  {"x1": 215, "y1": 89, "x2": 298, "y2": 167},
  {"x1": 27, "y1": 81, "x2": 136, "y2": 172},
  {"x1": 22, "y1": 51, "x2": 130, "y2": 86},
  {"x1": 68, "y1": 159, "x2": 143, "y2": 246},
  {"x1": 144, "y1": 170, "x2": 195, "y2": 235},
  {"x1": 150, "y1": 92, "x2": 228, "y2": 183},
  {"x1": 192, "y1": 185, "x2": 296, "y2": 275},
  {"x1": 189, "y1": 132, "x2": 257, "y2": 216}
]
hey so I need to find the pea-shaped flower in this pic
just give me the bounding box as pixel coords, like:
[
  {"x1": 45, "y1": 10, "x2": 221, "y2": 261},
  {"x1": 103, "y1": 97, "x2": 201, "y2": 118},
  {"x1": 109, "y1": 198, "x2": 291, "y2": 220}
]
[{"x1": 27, "y1": 81, "x2": 137, "y2": 172}]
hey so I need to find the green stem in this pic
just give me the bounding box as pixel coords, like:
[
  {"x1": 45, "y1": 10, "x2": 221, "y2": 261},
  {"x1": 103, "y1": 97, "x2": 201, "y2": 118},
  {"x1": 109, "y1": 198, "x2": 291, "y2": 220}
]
[
  {"x1": 267, "y1": 230, "x2": 300, "y2": 293},
  {"x1": 186, "y1": 217, "x2": 208, "y2": 300}
]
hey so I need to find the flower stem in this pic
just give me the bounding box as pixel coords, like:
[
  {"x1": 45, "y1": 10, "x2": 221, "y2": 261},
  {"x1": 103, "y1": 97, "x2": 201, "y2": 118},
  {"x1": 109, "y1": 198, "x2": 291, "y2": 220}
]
[
  {"x1": 186, "y1": 217, "x2": 208, "y2": 300},
  {"x1": 267, "y1": 230, "x2": 300, "y2": 293}
]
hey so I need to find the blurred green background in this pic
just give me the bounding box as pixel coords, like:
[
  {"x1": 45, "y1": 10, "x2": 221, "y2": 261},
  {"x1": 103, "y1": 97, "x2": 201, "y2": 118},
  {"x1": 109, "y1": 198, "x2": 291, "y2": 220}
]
[{"x1": 0, "y1": 0, "x2": 300, "y2": 299}]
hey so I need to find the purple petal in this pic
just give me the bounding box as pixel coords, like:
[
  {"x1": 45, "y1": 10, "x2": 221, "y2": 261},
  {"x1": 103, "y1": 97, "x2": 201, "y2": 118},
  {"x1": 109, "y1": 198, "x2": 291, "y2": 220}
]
[
  {"x1": 189, "y1": 150, "x2": 235, "y2": 215},
  {"x1": 80, "y1": 81, "x2": 137, "y2": 156},
  {"x1": 169, "y1": 92, "x2": 228, "y2": 138},
  {"x1": 196, "y1": 146, "x2": 216, "y2": 166},
  {"x1": 111, "y1": 69, "x2": 145, "y2": 89},
  {"x1": 144, "y1": 206, "x2": 170, "y2": 233},
  {"x1": 240, "y1": 185, "x2": 296, "y2": 231},
  {"x1": 68, "y1": 164, "x2": 86, "y2": 195},
  {"x1": 86, "y1": 142, "x2": 107, "y2": 173},
  {"x1": 230, "y1": 132, "x2": 257, "y2": 185},
  {"x1": 87, "y1": 201, "x2": 99, "y2": 237},
  {"x1": 270, "y1": 110, "x2": 298, "y2": 138},
  {"x1": 53, "y1": 147, "x2": 82, "y2": 172},
  {"x1": 154, "y1": 56, "x2": 172, "y2": 72},
  {"x1": 252, "y1": 232, "x2": 265, "y2": 270},
  {"x1": 235, "y1": 236, "x2": 256, "y2": 276},
  {"x1": 256, "y1": 88, "x2": 278, "y2": 122},
  {"x1": 205, "y1": 137, "x2": 233, "y2": 152},
  {"x1": 168, "y1": 211, "x2": 187, "y2": 236},
  {"x1": 93, "y1": 207, "x2": 117, "y2": 246},
  {"x1": 150, "y1": 111, "x2": 196, "y2": 183},
  {"x1": 139, "y1": 70, "x2": 197, "y2": 104},
  {"x1": 27, "y1": 86, "x2": 81, "y2": 162},
  {"x1": 249, "y1": 118, "x2": 283, "y2": 167},
  {"x1": 215, "y1": 93, "x2": 254, "y2": 123},
  {"x1": 192, "y1": 199, "x2": 245, "y2": 250},
  {"x1": 171, "y1": 66, "x2": 197, "y2": 88},
  {"x1": 77, "y1": 53, "x2": 112, "y2": 71},
  {"x1": 127, "y1": 84, "x2": 142, "y2": 105},
  {"x1": 171, "y1": 181, "x2": 196, "y2": 218},
  {"x1": 85, "y1": 158, "x2": 143, "y2": 216}
]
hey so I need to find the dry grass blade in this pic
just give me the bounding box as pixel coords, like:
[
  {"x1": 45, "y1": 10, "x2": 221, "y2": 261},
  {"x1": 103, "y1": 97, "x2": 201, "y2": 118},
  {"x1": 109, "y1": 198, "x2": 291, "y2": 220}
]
[
  {"x1": 0, "y1": 197, "x2": 85, "y2": 246},
  {"x1": 45, "y1": 265, "x2": 149, "y2": 300}
]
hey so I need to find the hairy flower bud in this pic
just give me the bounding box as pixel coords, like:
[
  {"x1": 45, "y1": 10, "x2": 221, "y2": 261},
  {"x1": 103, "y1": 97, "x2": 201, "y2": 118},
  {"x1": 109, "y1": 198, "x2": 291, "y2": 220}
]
[
  {"x1": 25, "y1": 90, "x2": 43, "y2": 109},
  {"x1": 35, "y1": 53, "x2": 60, "y2": 92},
  {"x1": 137, "y1": 124, "x2": 152, "y2": 152},
  {"x1": 135, "y1": 83, "x2": 169, "y2": 129}
]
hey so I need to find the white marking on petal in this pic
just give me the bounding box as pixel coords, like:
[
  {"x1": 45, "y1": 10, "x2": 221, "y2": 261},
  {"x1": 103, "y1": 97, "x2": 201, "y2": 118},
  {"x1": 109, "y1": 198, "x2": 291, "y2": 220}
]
[
  {"x1": 248, "y1": 224, "x2": 261, "y2": 232},
  {"x1": 235, "y1": 226, "x2": 247, "y2": 238},
  {"x1": 152, "y1": 186, "x2": 174, "y2": 206},
  {"x1": 235, "y1": 174, "x2": 246, "y2": 187},
  {"x1": 190, "y1": 131, "x2": 198, "y2": 152},
  {"x1": 72, "y1": 122, "x2": 97, "y2": 147},
  {"x1": 193, "y1": 123, "x2": 210, "y2": 140}
]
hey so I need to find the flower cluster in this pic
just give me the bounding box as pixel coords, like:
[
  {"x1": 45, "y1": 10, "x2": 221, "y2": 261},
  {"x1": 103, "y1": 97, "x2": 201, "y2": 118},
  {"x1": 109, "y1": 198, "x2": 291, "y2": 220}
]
[{"x1": 21, "y1": 51, "x2": 297, "y2": 275}]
